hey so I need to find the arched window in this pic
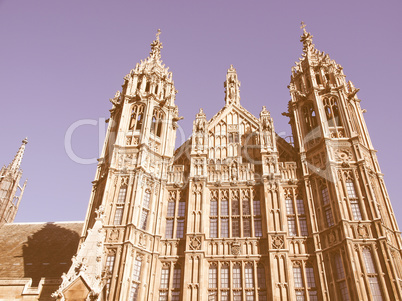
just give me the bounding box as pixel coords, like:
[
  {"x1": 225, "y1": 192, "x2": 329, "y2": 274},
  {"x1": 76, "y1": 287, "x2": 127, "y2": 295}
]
[
  {"x1": 151, "y1": 109, "x2": 164, "y2": 137},
  {"x1": 302, "y1": 103, "x2": 317, "y2": 132},
  {"x1": 129, "y1": 105, "x2": 145, "y2": 131},
  {"x1": 323, "y1": 96, "x2": 342, "y2": 127}
]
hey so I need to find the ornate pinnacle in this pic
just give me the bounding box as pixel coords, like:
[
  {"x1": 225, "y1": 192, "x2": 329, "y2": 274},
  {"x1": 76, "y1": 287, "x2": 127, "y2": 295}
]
[
  {"x1": 150, "y1": 29, "x2": 163, "y2": 60},
  {"x1": 8, "y1": 138, "x2": 28, "y2": 172},
  {"x1": 300, "y1": 21, "x2": 307, "y2": 34},
  {"x1": 299, "y1": 21, "x2": 314, "y2": 54}
]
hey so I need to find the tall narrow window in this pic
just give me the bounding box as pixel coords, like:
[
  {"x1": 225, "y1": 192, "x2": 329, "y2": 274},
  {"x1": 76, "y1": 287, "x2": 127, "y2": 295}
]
[
  {"x1": 296, "y1": 199, "x2": 305, "y2": 214},
  {"x1": 221, "y1": 199, "x2": 229, "y2": 215},
  {"x1": 254, "y1": 218, "x2": 262, "y2": 237},
  {"x1": 211, "y1": 199, "x2": 218, "y2": 216},
  {"x1": 167, "y1": 201, "x2": 175, "y2": 217},
  {"x1": 160, "y1": 267, "x2": 169, "y2": 289},
  {"x1": 322, "y1": 187, "x2": 330, "y2": 205},
  {"x1": 143, "y1": 190, "x2": 151, "y2": 208},
  {"x1": 117, "y1": 187, "x2": 127, "y2": 204},
  {"x1": 257, "y1": 265, "x2": 266, "y2": 288},
  {"x1": 243, "y1": 218, "x2": 251, "y2": 237},
  {"x1": 210, "y1": 218, "x2": 217, "y2": 238},
  {"x1": 232, "y1": 198, "x2": 240, "y2": 215},
  {"x1": 106, "y1": 254, "x2": 115, "y2": 274},
  {"x1": 140, "y1": 209, "x2": 148, "y2": 230},
  {"x1": 253, "y1": 200, "x2": 261, "y2": 215},
  {"x1": 305, "y1": 267, "x2": 316, "y2": 288},
  {"x1": 346, "y1": 179, "x2": 362, "y2": 220},
  {"x1": 245, "y1": 265, "x2": 254, "y2": 288},
  {"x1": 243, "y1": 198, "x2": 251, "y2": 215},
  {"x1": 288, "y1": 217, "x2": 297, "y2": 236},
  {"x1": 325, "y1": 208, "x2": 334, "y2": 227},
  {"x1": 286, "y1": 198, "x2": 294, "y2": 214},
  {"x1": 130, "y1": 256, "x2": 142, "y2": 301},
  {"x1": 176, "y1": 219, "x2": 184, "y2": 238},
  {"x1": 299, "y1": 217, "x2": 308, "y2": 236},
  {"x1": 165, "y1": 219, "x2": 173, "y2": 238},
  {"x1": 232, "y1": 218, "x2": 240, "y2": 237},
  {"x1": 129, "y1": 105, "x2": 145, "y2": 131},
  {"x1": 114, "y1": 206, "x2": 123, "y2": 225},
  {"x1": 151, "y1": 109, "x2": 164, "y2": 138},
  {"x1": 334, "y1": 254, "x2": 350, "y2": 301},
  {"x1": 178, "y1": 202, "x2": 185, "y2": 216},
  {"x1": 233, "y1": 265, "x2": 242, "y2": 288},
  {"x1": 293, "y1": 266, "x2": 303, "y2": 288},
  {"x1": 209, "y1": 266, "x2": 217, "y2": 288},
  {"x1": 221, "y1": 218, "x2": 229, "y2": 238},
  {"x1": 173, "y1": 267, "x2": 181, "y2": 289},
  {"x1": 221, "y1": 265, "x2": 229, "y2": 288}
]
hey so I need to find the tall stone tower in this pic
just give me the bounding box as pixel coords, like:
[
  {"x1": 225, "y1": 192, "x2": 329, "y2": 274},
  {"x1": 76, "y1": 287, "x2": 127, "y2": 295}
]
[
  {"x1": 0, "y1": 138, "x2": 27, "y2": 226},
  {"x1": 54, "y1": 26, "x2": 402, "y2": 301},
  {"x1": 54, "y1": 30, "x2": 182, "y2": 300},
  {"x1": 284, "y1": 23, "x2": 402, "y2": 300}
]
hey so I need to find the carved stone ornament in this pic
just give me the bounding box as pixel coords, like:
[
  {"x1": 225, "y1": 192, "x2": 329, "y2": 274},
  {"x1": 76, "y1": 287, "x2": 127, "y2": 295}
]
[
  {"x1": 189, "y1": 236, "x2": 202, "y2": 250},
  {"x1": 231, "y1": 241, "x2": 242, "y2": 255},
  {"x1": 358, "y1": 225, "x2": 369, "y2": 239},
  {"x1": 328, "y1": 231, "x2": 336, "y2": 245},
  {"x1": 272, "y1": 235, "x2": 284, "y2": 249},
  {"x1": 335, "y1": 148, "x2": 352, "y2": 162},
  {"x1": 109, "y1": 229, "x2": 119, "y2": 242}
]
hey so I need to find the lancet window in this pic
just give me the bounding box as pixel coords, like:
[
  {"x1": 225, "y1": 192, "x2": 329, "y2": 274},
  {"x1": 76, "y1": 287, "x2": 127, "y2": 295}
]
[
  {"x1": 209, "y1": 189, "x2": 262, "y2": 238},
  {"x1": 323, "y1": 96, "x2": 342, "y2": 127},
  {"x1": 113, "y1": 198, "x2": 124, "y2": 225},
  {"x1": 302, "y1": 103, "x2": 317, "y2": 132},
  {"x1": 129, "y1": 104, "x2": 145, "y2": 131},
  {"x1": 151, "y1": 108, "x2": 164, "y2": 138},
  {"x1": 104, "y1": 251, "x2": 116, "y2": 298},
  {"x1": 208, "y1": 262, "x2": 266, "y2": 301},
  {"x1": 129, "y1": 255, "x2": 143, "y2": 301},
  {"x1": 344, "y1": 177, "x2": 363, "y2": 220},
  {"x1": 292, "y1": 262, "x2": 318, "y2": 300},
  {"x1": 321, "y1": 185, "x2": 334, "y2": 227},
  {"x1": 333, "y1": 253, "x2": 350, "y2": 301},
  {"x1": 362, "y1": 248, "x2": 383, "y2": 301},
  {"x1": 165, "y1": 191, "x2": 186, "y2": 239},
  {"x1": 159, "y1": 264, "x2": 182, "y2": 301},
  {"x1": 139, "y1": 189, "x2": 151, "y2": 230},
  {"x1": 285, "y1": 191, "x2": 308, "y2": 236}
]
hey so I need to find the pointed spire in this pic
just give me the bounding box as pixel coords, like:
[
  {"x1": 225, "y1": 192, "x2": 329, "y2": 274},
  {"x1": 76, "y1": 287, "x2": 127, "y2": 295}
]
[
  {"x1": 224, "y1": 65, "x2": 241, "y2": 105},
  {"x1": 150, "y1": 29, "x2": 163, "y2": 60},
  {"x1": 299, "y1": 21, "x2": 315, "y2": 54},
  {"x1": 8, "y1": 138, "x2": 28, "y2": 172}
]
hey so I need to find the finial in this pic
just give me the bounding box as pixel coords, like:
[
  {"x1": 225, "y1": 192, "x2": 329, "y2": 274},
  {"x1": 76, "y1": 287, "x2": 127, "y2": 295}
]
[
  {"x1": 300, "y1": 21, "x2": 307, "y2": 34},
  {"x1": 22, "y1": 137, "x2": 28, "y2": 145},
  {"x1": 150, "y1": 29, "x2": 163, "y2": 59},
  {"x1": 156, "y1": 29, "x2": 161, "y2": 41}
]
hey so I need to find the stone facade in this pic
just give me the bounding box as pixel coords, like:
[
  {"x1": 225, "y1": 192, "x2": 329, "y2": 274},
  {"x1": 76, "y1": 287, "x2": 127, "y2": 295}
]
[{"x1": 1, "y1": 25, "x2": 402, "y2": 300}]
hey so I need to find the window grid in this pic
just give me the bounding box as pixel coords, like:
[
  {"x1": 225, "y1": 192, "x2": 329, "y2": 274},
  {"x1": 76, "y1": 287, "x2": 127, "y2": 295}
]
[
  {"x1": 132, "y1": 257, "x2": 142, "y2": 282},
  {"x1": 176, "y1": 219, "x2": 184, "y2": 238},
  {"x1": 167, "y1": 201, "x2": 175, "y2": 217},
  {"x1": 140, "y1": 209, "x2": 148, "y2": 230},
  {"x1": 325, "y1": 207, "x2": 334, "y2": 227},
  {"x1": 172, "y1": 268, "x2": 181, "y2": 289},
  {"x1": 117, "y1": 187, "x2": 127, "y2": 204},
  {"x1": 362, "y1": 249, "x2": 376, "y2": 274},
  {"x1": 293, "y1": 267, "x2": 303, "y2": 288},
  {"x1": 129, "y1": 282, "x2": 139, "y2": 301},
  {"x1": 334, "y1": 254, "x2": 345, "y2": 279},
  {"x1": 288, "y1": 218, "x2": 297, "y2": 236},
  {"x1": 286, "y1": 198, "x2": 294, "y2": 214},
  {"x1": 160, "y1": 267, "x2": 169, "y2": 289},
  {"x1": 210, "y1": 189, "x2": 261, "y2": 238},
  {"x1": 165, "y1": 219, "x2": 174, "y2": 238},
  {"x1": 339, "y1": 281, "x2": 350, "y2": 301},
  {"x1": 296, "y1": 199, "x2": 305, "y2": 214},
  {"x1": 114, "y1": 206, "x2": 123, "y2": 225},
  {"x1": 322, "y1": 187, "x2": 330, "y2": 205},
  {"x1": 305, "y1": 267, "x2": 316, "y2": 288},
  {"x1": 245, "y1": 266, "x2": 254, "y2": 288},
  {"x1": 106, "y1": 255, "x2": 115, "y2": 273},
  {"x1": 350, "y1": 200, "x2": 362, "y2": 220},
  {"x1": 178, "y1": 202, "x2": 185, "y2": 216},
  {"x1": 221, "y1": 266, "x2": 229, "y2": 288},
  {"x1": 233, "y1": 266, "x2": 242, "y2": 288},
  {"x1": 209, "y1": 266, "x2": 217, "y2": 288},
  {"x1": 345, "y1": 180, "x2": 357, "y2": 198},
  {"x1": 143, "y1": 190, "x2": 150, "y2": 208},
  {"x1": 299, "y1": 217, "x2": 308, "y2": 236}
]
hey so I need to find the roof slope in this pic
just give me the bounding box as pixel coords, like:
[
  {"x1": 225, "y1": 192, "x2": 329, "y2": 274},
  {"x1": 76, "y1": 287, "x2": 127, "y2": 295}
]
[{"x1": 0, "y1": 222, "x2": 83, "y2": 286}]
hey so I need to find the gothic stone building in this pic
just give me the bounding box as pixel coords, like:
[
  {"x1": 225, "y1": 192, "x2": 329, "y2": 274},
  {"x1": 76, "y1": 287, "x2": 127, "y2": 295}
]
[{"x1": 1, "y1": 27, "x2": 402, "y2": 301}]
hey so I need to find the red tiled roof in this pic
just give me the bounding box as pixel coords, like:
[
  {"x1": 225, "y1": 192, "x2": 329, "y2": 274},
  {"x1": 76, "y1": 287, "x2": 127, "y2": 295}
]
[{"x1": 0, "y1": 222, "x2": 83, "y2": 286}]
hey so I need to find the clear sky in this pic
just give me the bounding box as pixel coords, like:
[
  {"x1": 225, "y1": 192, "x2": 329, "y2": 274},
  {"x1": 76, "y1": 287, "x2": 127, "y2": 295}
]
[{"x1": 1, "y1": 0, "x2": 401, "y2": 225}]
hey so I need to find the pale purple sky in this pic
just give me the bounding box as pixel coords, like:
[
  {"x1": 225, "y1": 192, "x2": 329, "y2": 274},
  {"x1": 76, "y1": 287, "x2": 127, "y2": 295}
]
[{"x1": 1, "y1": 1, "x2": 401, "y2": 225}]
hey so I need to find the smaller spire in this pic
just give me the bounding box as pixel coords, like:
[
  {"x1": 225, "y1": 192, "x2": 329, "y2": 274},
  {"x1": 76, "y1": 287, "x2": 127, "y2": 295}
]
[
  {"x1": 8, "y1": 138, "x2": 28, "y2": 172},
  {"x1": 150, "y1": 29, "x2": 163, "y2": 60},
  {"x1": 299, "y1": 21, "x2": 315, "y2": 54}
]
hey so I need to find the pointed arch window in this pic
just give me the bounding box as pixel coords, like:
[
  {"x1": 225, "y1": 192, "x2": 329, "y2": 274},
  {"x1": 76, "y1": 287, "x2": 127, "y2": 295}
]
[
  {"x1": 151, "y1": 108, "x2": 164, "y2": 138},
  {"x1": 129, "y1": 104, "x2": 145, "y2": 131},
  {"x1": 323, "y1": 96, "x2": 342, "y2": 127},
  {"x1": 302, "y1": 103, "x2": 317, "y2": 132}
]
